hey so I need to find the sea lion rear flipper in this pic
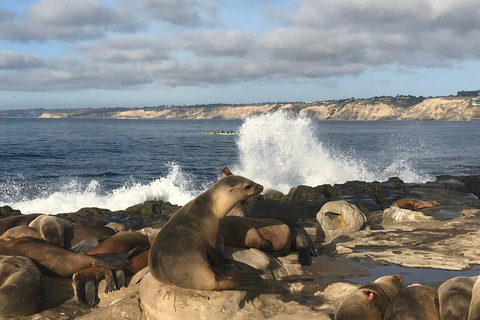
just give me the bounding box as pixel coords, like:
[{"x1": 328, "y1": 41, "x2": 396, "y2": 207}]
[
  {"x1": 84, "y1": 280, "x2": 99, "y2": 307},
  {"x1": 104, "y1": 268, "x2": 117, "y2": 293},
  {"x1": 298, "y1": 247, "x2": 312, "y2": 266},
  {"x1": 70, "y1": 237, "x2": 100, "y2": 252},
  {"x1": 91, "y1": 253, "x2": 128, "y2": 269},
  {"x1": 115, "y1": 269, "x2": 126, "y2": 289}
]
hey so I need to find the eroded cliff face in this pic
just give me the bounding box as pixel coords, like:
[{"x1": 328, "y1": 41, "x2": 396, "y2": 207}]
[{"x1": 35, "y1": 97, "x2": 480, "y2": 120}]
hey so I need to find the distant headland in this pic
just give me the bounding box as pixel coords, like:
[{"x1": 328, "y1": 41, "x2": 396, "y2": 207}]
[{"x1": 2, "y1": 92, "x2": 479, "y2": 121}]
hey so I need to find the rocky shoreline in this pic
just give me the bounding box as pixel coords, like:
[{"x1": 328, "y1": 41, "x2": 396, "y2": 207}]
[
  {"x1": 1, "y1": 174, "x2": 479, "y2": 319},
  {"x1": 2, "y1": 96, "x2": 480, "y2": 121}
]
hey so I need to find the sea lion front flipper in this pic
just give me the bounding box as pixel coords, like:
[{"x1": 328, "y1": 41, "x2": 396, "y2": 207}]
[
  {"x1": 104, "y1": 268, "x2": 116, "y2": 293},
  {"x1": 298, "y1": 247, "x2": 312, "y2": 266},
  {"x1": 215, "y1": 268, "x2": 263, "y2": 291},
  {"x1": 91, "y1": 253, "x2": 128, "y2": 269},
  {"x1": 70, "y1": 237, "x2": 100, "y2": 252}
]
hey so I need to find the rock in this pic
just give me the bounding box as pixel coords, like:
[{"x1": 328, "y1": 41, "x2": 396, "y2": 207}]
[
  {"x1": 0, "y1": 205, "x2": 22, "y2": 218},
  {"x1": 77, "y1": 288, "x2": 142, "y2": 320},
  {"x1": 263, "y1": 189, "x2": 284, "y2": 201},
  {"x1": 249, "y1": 199, "x2": 317, "y2": 221},
  {"x1": 139, "y1": 272, "x2": 249, "y2": 320},
  {"x1": 316, "y1": 200, "x2": 367, "y2": 242},
  {"x1": 382, "y1": 206, "x2": 433, "y2": 223}
]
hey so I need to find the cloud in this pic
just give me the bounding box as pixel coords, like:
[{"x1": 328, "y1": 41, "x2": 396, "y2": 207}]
[{"x1": 0, "y1": 51, "x2": 46, "y2": 70}]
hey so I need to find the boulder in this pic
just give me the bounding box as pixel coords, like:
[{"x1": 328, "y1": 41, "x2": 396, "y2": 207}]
[
  {"x1": 0, "y1": 206, "x2": 22, "y2": 218},
  {"x1": 382, "y1": 206, "x2": 433, "y2": 224},
  {"x1": 316, "y1": 200, "x2": 367, "y2": 242},
  {"x1": 139, "y1": 272, "x2": 249, "y2": 320}
]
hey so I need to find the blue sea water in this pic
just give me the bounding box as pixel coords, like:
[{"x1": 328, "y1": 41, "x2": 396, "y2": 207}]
[{"x1": 0, "y1": 112, "x2": 479, "y2": 214}]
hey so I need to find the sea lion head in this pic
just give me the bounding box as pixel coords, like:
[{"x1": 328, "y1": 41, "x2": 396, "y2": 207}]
[{"x1": 210, "y1": 175, "x2": 263, "y2": 218}]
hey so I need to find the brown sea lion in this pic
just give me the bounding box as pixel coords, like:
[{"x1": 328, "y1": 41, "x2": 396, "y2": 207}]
[
  {"x1": 384, "y1": 284, "x2": 440, "y2": 320},
  {"x1": 28, "y1": 215, "x2": 74, "y2": 247},
  {"x1": 73, "y1": 231, "x2": 150, "y2": 306},
  {"x1": 218, "y1": 216, "x2": 316, "y2": 266},
  {"x1": 0, "y1": 255, "x2": 43, "y2": 317},
  {"x1": 469, "y1": 276, "x2": 480, "y2": 320},
  {"x1": 392, "y1": 198, "x2": 440, "y2": 211},
  {"x1": 335, "y1": 274, "x2": 402, "y2": 320},
  {"x1": 0, "y1": 237, "x2": 128, "y2": 277},
  {"x1": 0, "y1": 225, "x2": 42, "y2": 240},
  {"x1": 221, "y1": 167, "x2": 249, "y2": 217},
  {"x1": 149, "y1": 175, "x2": 264, "y2": 290},
  {"x1": 438, "y1": 276, "x2": 476, "y2": 320},
  {"x1": 0, "y1": 213, "x2": 42, "y2": 236}
]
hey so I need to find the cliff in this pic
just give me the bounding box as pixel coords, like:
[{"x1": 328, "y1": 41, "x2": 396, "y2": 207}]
[{"x1": 2, "y1": 96, "x2": 480, "y2": 120}]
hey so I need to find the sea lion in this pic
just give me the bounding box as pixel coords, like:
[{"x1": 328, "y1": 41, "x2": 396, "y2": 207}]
[
  {"x1": 384, "y1": 284, "x2": 440, "y2": 320},
  {"x1": 0, "y1": 225, "x2": 42, "y2": 240},
  {"x1": 149, "y1": 175, "x2": 264, "y2": 290},
  {"x1": 438, "y1": 276, "x2": 476, "y2": 320},
  {"x1": 392, "y1": 198, "x2": 440, "y2": 211},
  {"x1": 0, "y1": 237, "x2": 128, "y2": 277},
  {"x1": 335, "y1": 274, "x2": 402, "y2": 320},
  {"x1": 73, "y1": 231, "x2": 150, "y2": 306},
  {"x1": 0, "y1": 255, "x2": 43, "y2": 317},
  {"x1": 0, "y1": 213, "x2": 42, "y2": 236},
  {"x1": 218, "y1": 216, "x2": 316, "y2": 266},
  {"x1": 221, "y1": 167, "x2": 250, "y2": 217},
  {"x1": 469, "y1": 276, "x2": 480, "y2": 320},
  {"x1": 28, "y1": 215, "x2": 74, "y2": 247}
]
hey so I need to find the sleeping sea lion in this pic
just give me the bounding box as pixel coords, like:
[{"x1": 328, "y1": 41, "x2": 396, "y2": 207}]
[
  {"x1": 218, "y1": 216, "x2": 316, "y2": 266},
  {"x1": 0, "y1": 237, "x2": 128, "y2": 277},
  {"x1": 0, "y1": 255, "x2": 43, "y2": 317},
  {"x1": 0, "y1": 214, "x2": 42, "y2": 236},
  {"x1": 73, "y1": 231, "x2": 150, "y2": 306},
  {"x1": 392, "y1": 198, "x2": 440, "y2": 211},
  {"x1": 384, "y1": 284, "x2": 440, "y2": 320},
  {"x1": 335, "y1": 274, "x2": 402, "y2": 320},
  {"x1": 28, "y1": 215, "x2": 74, "y2": 247},
  {"x1": 149, "y1": 175, "x2": 263, "y2": 290},
  {"x1": 0, "y1": 225, "x2": 42, "y2": 240},
  {"x1": 438, "y1": 276, "x2": 476, "y2": 320}
]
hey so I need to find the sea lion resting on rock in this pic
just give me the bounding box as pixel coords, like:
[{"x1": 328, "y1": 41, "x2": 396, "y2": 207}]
[
  {"x1": 0, "y1": 225, "x2": 42, "y2": 240},
  {"x1": 218, "y1": 216, "x2": 317, "y2": 266},
  {"x1": 470, "y1": 276, "x2": 480, "y2": 320},
  {"x1": 392, "y1": 198, "x2": 440, "y2": 211},
  {"x1": 384, "y1": 284, "x2": 440, "y2": 320},
  {"x1": 334, "y1": 274, "x2": 402, "y2": 320},
  {"x1": 0, "y1": 237, "x2": 128, "y2": 277},
  {"x1": 149, "y1": 175, "x2": 264, "y2": 290},
  {"x1": 0, "y1": 214, "x2": 42, "y2": 236},
  {"x1": 438, "y1": 276, "x2": 477, "y2": 320},
  {"x1": 0, "y1": 255, "x2": 43, "y2": 317},
  {"x1": 73, "y1": 231, "x2": 150, "y2": 306}
]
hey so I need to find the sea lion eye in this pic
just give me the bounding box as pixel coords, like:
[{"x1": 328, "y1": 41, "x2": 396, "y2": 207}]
[{"x1": 245, "y1": 184, "x2": 252, "y2": 189}]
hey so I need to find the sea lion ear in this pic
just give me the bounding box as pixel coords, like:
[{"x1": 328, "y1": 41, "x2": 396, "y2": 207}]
[
  {"x1": 221, "y1": 167, "x2": 233, "y2": 178},
  {"x1": 368, "y1": 292, "x2": 375, "y2": 301}
]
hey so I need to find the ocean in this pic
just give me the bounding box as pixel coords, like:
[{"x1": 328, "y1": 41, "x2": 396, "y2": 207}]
[{"x1": 1, "y1": 112, "x2": 479, "y2": 215}]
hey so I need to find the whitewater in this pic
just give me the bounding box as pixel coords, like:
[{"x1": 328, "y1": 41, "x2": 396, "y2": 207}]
[{"x1": 2, "y1": 112, "x2": 465, "y2": 215}]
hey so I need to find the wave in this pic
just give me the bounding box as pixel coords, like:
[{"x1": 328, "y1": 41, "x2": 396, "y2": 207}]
[
  {"x1": 231, "y1": 112, "x2": 431, "y2": 193},
  {"x1": 0, "y1": 164, "x2": 197, "y2": 215}
]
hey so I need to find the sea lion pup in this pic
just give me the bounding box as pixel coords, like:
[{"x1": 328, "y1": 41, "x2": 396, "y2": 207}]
[
  {"x1": 334, "y1": 274, "x2": 402, "y2": 320},
  {"x1": 392, "y1": 198, "x2": 440, "y2": 211},
  {"x1": 384, "y1": 284, "x2": 440, "y2": 320},
  {"x1": 73, "y1": 231, "x2": 149, "y2": 306},
  {"x1": 0, "y1": 237, "x2": 128, "y2": 277},
  {"x1": 0, "y1": 213, "x2": 42, "y2": 236},
  {"x1": 0, "y1": 225, "x2": 42, "y2": 240},
  {"x1": 149, "y1": 175, "x2": 264, "y2": 290},
  {"x1": 0, "y1": 255, "x2": 43, "y2": 317},
  {"x1": 438, "y1": 276, "x2": 476, "y2": 320},
  {"x1": 218, "y1": 216, "x2": 317, "y2": 266},
  {"x1": 28, "y1": 215, "x2": 74, "y2": 247},
  {"x1": 469, "y1": 276, "x2": 480, "y2": 320}
]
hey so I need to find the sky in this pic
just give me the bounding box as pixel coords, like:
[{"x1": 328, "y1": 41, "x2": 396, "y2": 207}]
[{"x1": 0, "y1": 0, "x2": 479, "y2": 110}]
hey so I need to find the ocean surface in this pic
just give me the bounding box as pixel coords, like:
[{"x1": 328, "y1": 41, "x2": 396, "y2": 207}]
[{"x1": 1, "y1": 112, "x2": 479, "y2": 215}]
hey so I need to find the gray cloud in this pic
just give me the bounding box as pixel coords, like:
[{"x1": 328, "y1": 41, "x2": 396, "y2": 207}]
[{"x1": 0, "y1": 51, "x2": 46, "y2": 70}]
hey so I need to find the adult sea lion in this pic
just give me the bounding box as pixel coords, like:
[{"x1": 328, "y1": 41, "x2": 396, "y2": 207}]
[
  {"x1": 469, "y1": 276, "x2": 480, "y2": 320},
  {"x1": 0, "y1": 237, "x2": 128, "y2": 277},
  {"x1": 73, "y1": 231, "x2": 150, "y2": 306},
  {"x1": 392, "y1": 198, "x2": 440, "y2": 211},
  {"x1": 438, "y1": 276, "x2": 476, "y2": 320},
  {"x1": 0, "y1": 255, "x2": 43, "y2": 317},
  {"x1": 384, "y1": 284, "x2": 440, "y2": 320},
  {"x1": 149, "y1": 175, "x2": 264, "y2": 290},
  {"x1": 335, "y1": 274, "x2": 402, "y2": 320},
  {"x1": 0, "y1": 225, "x2": 42, "y2": 240},
  {"x1": 218, "y1": 216, "x2": 316, "y2": 266},
  {"x1": 28, "y1": 215, "x2": 74, "y2": 247},
  {"x1": 0, "y1": 213, "x2": 42, "y2": 236}
]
